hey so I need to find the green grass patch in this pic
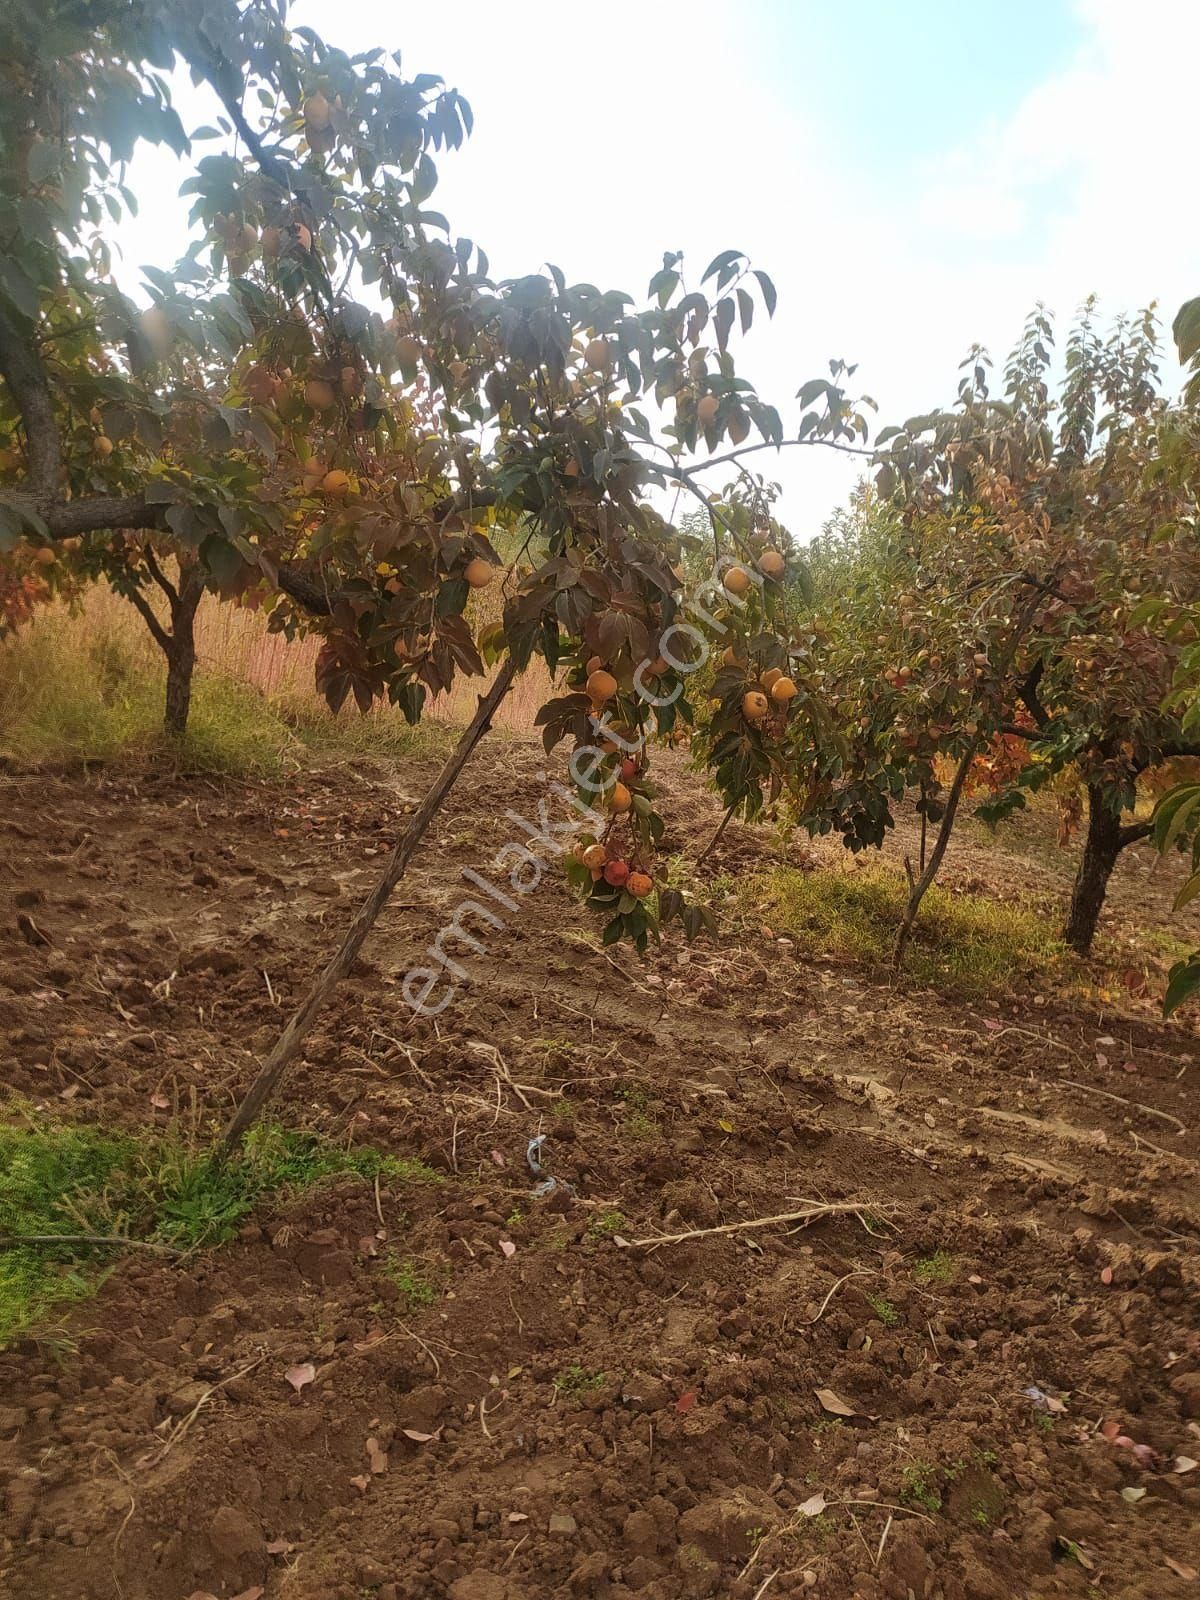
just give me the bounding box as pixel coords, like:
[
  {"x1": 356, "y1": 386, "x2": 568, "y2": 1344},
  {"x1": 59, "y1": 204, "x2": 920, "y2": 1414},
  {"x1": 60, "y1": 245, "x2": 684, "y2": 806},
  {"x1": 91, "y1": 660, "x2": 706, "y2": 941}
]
[
  {"x1": 554, "y1": 1364, "x2": 607, "y2": 1398},
  {"x1": 912, "y1": 1250, "x2": 956, "y2": 1285},
  {"x1": 0, "y1": 1119, "x2": 436, "y2": 1348},
  {"x1": 865, "y1": 1293, "x2": 899, "y2": 1326},
  {"x1": 380, "y1": 1253, "x2": 438, "y2": 1311},
  {"x1": 742, "y1": 863, "x2": 1067, "y2": 996},
  {"x1": 899, "y1": 1461, "x2": 944, "y2": 1513},
  {"x1": 0, "y1": 605, "x2": 458, "y2": 775}
]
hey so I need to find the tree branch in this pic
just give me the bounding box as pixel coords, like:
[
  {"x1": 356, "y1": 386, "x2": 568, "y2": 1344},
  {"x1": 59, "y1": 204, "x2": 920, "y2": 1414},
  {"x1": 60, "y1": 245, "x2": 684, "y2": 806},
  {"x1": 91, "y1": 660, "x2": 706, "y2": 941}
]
[
  {"x1": 1017, "y1": 661, "x2": 1050, "y2": 729},
  {"x1": 123, "y1": 582, "x2": 174, "y2": 655},
  {"x1": 142, "y1": 545, "x2": 179, "y2": 608},
  {"x1": 1118, "y1": 820, "x2": 1153, "y2": 849}
]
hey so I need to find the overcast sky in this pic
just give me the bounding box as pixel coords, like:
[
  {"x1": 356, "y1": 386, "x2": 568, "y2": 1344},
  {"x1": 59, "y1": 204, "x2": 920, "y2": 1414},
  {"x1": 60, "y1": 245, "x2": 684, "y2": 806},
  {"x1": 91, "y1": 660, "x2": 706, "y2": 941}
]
[{"x1": 117, "y1": 0, "x2": 1200, "y2": 539}]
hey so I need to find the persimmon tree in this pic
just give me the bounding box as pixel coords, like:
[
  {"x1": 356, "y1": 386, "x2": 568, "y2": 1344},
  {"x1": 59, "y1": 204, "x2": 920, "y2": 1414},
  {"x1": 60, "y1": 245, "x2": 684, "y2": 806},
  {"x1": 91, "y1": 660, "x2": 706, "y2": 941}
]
[
  {"x1": 0, "y1": 0, "x2": 870, "y2": 1148},
  {"x1": 727, "y1": 305, "x2": 1200, "y2": 961},
  {"x1": 1148, "y1": 293, "x2": 1200, "y2": 1013}
]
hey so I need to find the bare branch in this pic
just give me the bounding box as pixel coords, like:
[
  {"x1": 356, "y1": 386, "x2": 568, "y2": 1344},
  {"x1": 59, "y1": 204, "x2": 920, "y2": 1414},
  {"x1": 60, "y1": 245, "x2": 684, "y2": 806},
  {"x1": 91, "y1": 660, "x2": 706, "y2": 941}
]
[
  {"x1": 1118, "y1": 820, "x2": 1153, "y2": 849},
  {"x1": 123, "y1": 582, "x2": 173, "y2": 655},
  {"x1": 142, "y1": 545, "x2": 179, "y2": 607}
]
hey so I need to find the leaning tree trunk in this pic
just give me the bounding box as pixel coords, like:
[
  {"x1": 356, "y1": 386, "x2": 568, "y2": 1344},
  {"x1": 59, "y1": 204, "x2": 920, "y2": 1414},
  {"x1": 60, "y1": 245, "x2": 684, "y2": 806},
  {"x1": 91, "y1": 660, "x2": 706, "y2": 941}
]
[
  {"x1": 1063, "y1": 784, "x2": 1124, "y2": 955},
  {"x1": 220, "y1": 658, "x2": 518, "y2": 1157}
]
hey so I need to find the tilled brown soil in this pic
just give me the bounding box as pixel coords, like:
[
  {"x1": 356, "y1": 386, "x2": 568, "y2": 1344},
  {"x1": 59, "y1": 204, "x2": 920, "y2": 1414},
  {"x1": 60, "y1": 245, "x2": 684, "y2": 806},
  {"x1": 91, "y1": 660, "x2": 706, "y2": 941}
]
[{"x1": 1, "y1": 742, "x2": 1199, "y2": 1600}]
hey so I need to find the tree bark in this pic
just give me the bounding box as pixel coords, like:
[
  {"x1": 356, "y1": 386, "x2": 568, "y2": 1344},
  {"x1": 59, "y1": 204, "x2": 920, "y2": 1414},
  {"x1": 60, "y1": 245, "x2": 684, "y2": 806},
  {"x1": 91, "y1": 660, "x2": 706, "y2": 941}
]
[
  {"x1": 162, "y1": 564, "x2": 204, "y2": 736},
  {"x1": 220, "y1": 657, "x2": 518, "y2": 1157},
  {"x1": 894, "y1": 738, "x2": 978, "y2": 969},
  {"x1": 1062, "y1": 785, "x2": 1151, "y2": 954}
]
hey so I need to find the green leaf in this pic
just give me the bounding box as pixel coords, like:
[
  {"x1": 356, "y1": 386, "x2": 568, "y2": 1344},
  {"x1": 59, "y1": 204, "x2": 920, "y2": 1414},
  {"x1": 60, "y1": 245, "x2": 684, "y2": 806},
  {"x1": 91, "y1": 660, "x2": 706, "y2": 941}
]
[
  {"x1": 436, "y1": 577, "x2": 469, "y2": 617},
  {"x1": 1153, "y1": 784, "x2": 1200, "y2": 851},
  {"x1": 796, "y1": 378, "x2": 830, "y2": 409},
  {"x1": 1164, "y1": 953, "x2": 1200, "y2": 1017},
  {"x1": 752, "y1": 269, "x2": 777, "y2": 317},
  {"x1": 1173, "y1": 297, "x2": 1200, "y2": 365},
  {"x1": 701, "y1": 249, "x2": 744, "y2": 284},
  {"x1": 0, "y1": 503, "x2": 23, "y2": 552}
]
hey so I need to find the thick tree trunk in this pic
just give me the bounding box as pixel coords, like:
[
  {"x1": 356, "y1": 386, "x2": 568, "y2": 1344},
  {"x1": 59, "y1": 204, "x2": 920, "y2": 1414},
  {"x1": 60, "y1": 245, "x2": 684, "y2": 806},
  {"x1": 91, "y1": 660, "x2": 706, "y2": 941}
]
[
  {"x1": 161, "y1": 565, "x2": 203, "y2": 736},
  {"x1": 1063, "y1": 785, "x2": 1123, "y2": 954}
]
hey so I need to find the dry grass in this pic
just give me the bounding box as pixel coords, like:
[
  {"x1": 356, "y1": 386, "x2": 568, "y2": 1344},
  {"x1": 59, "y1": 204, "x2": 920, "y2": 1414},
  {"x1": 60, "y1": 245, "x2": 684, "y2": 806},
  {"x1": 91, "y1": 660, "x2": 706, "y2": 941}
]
[{"x1": 0, "y1": 579, "x2": 550, "y2": 771}]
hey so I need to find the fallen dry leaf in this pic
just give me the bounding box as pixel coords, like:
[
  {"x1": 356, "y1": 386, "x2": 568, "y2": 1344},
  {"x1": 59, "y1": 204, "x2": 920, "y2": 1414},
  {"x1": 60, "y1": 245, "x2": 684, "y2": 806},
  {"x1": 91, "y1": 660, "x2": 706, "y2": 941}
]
[
  {"x1": 499, "y1": 1238, "x2": 516, "y2": 1258},
  {"x1": 285, "y1": 1362, "x2": 316, "y2": 1394},
  {"x1": 265, "y1": 1538, "x2": 292, "y2": 1556},
  {"x1": 675, "y1": 1390, "x2": 698, "y2": 1414},
  {"x1": 1166, "y1": 1557, "x2": 1199, "y2": 1582},
  {"x1": 149, "y1": 1093, "x2": 170, "y2": 1110},
  {"x1": 814, "y1": 1387, "x2": 856, "y2": 1418},
  {"x1": 366, "y1": 1436, "x2": 388, "y2": 1475},
  {"x1": 401, "y1": 1426, "x2": 443, "y2": 1443},
  {"x1": 507, "y1": 1512, "x2": 529, "y2": 1524},
  {"x1": 798, "y1": 1492, "x2": 827, "y2": 1517},
  {"x1": 1174, "y1": 1456, "x2": 1198, "y2": 1474},
  {"x1": 1120, "y1": 1485, "x2": 1146, "y2": 1504}
]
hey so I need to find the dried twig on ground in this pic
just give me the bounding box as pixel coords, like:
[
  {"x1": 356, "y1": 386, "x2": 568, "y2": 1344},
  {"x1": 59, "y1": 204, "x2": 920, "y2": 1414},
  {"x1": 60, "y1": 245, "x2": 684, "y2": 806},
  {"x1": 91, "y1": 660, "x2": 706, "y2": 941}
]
[
  {"x1": 1056, "y1": 1078, "x2": 1187, "y2": 1135},
  {"x1": 0, "y1": 1234, "x2": 180, "y2": 1254},
  {"x1": 622, "y1": 1201, "x2": 890, "y2": 1249},
  {"x1": 154, "y1": 1353, "x2": 266, "y2": 1458},
  {"x1": 801, "y1": 1269, "x2": 874, "y2": 1325}
]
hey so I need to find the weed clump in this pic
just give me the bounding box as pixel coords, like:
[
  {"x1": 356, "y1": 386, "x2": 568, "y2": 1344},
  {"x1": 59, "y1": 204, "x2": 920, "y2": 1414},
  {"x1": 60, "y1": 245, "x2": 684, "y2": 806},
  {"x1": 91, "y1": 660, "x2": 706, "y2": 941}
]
[{"x1": 0, "y1": 1119, "x2": 436, "y2": 1347}]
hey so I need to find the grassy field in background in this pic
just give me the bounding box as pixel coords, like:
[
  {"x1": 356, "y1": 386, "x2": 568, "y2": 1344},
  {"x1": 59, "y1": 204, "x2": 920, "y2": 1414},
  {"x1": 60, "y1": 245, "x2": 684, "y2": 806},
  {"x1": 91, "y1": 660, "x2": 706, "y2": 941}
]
[{"x1": 0, "y1": 582, "x2": 552, "y2": 772}]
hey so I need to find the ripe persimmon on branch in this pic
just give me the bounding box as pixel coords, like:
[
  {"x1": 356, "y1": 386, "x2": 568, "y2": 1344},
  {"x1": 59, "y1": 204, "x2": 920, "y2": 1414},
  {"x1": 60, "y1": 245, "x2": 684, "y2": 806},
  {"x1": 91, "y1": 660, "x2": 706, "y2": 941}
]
[{"x1": 0, "y1": 0, "x2": 868, "y2": 1145}]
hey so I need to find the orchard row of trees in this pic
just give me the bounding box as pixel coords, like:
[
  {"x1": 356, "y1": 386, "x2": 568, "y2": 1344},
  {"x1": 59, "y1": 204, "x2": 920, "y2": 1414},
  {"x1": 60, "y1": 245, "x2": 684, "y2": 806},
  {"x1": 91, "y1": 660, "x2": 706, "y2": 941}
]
[
  {"x1": 769, "y1": 302, "x2": 1200, "y2": 962},
  {"x1": 1, "y1": 2, "x2": 1198, "y2": 1144}
]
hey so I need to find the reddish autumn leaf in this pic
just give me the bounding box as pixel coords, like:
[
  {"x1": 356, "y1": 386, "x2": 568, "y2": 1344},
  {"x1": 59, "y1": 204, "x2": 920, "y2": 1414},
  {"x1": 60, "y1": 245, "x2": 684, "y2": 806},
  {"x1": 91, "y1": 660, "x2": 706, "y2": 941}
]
[{"x1": 675, "y1": 1390, "x2": 698, "y2": 1414}]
